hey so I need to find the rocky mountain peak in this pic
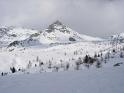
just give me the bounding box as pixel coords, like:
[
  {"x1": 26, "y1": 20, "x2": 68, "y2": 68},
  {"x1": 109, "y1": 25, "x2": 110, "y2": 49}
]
[
  {"x1": 52, "y1": 20, "x2": 63, "y2": 26},
  {"x1": 46, "y1": 20, "x2": 66, "y2": 33}
]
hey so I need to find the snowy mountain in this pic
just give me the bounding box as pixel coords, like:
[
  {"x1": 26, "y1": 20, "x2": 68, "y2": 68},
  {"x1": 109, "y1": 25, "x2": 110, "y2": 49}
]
[
  {"x1": 43, "y1": 20, "x2": 103, "y2": 42},
  {"x1": 0, "y1": 21, "x2": 124, "y2": 73},
  {"x1": 6, "y1": 20, "x2": 103, "y2": 48},
  {"x1": 0, "y1": 26, "x2": 39, "y2": 47},
  {"x1": 0, "y1": 21, "x2": 124, "y2": 93}
]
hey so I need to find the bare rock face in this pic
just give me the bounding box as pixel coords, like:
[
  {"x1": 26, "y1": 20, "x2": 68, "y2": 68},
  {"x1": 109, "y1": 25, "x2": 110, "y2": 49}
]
[{"x1": 46, "y1": 20, "x2": 67, "y2": 33}]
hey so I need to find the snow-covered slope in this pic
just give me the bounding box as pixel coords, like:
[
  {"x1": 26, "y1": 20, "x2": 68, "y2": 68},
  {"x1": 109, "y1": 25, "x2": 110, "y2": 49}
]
[
  {"x1": 0, "y1": 38, "x2": 124, "y2": 93},
  {"x1": 0, "y1": 21, "x2": 123, "y2": 73},
  {"x1": 0, "y1": 26, "x2": 39, "y2": 47},
  {"x1": 40, "y1": 20, "x2": 103, "y2": 43},
  {"x1": 1, "y1": 39, "x2": 124, "y2": 73},
  {"x1": 0, "y1": 21, "x2": 124, "y2": 93},
  {"x1": 0, "y1": 61, "x2": 124, "y2": 93},
  {"x1": 0, "y1": 41, "x2": 124, "y2": 93}
]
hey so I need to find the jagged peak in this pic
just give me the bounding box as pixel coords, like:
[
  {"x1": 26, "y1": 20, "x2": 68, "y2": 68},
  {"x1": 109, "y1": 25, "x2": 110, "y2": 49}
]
[
  {"x1": 46, "y1": 20, "x2": 66, "y2": 33},
  {"x1": 52, "y1": 20, "x2": 63, "y2": 26},
  {"x1": 48, "y1": 20, "x2": 64, "y2": 28}
]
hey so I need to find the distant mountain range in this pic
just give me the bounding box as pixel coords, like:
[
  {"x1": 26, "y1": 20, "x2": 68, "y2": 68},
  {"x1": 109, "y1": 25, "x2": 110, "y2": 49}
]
[{"x1": 0, "y1": 20, "x2": 123, "y2": 48}]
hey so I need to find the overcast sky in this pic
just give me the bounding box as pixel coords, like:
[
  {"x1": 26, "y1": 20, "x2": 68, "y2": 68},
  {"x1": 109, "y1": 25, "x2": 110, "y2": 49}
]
[{"x1": 0, "y1": 0, "x2": 124, "y2": 37}]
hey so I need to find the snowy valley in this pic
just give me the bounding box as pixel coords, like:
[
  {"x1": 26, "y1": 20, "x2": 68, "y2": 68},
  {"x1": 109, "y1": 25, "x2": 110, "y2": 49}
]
[{"x1": 0, "y1": 21, "x2": 124, "y2": 93}]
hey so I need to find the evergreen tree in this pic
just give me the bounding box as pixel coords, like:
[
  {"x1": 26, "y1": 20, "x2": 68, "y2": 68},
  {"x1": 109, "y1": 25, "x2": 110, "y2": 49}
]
[
  {"x1": 27, "y1": 61, "x2": 32, "y2": 69},
  {"x1": 83, "y1": 55, "x2": 89, "y2": 64},
  {"x1": 10, "y1": 67, "x2": 16, "y2": 73},
  {"x1": 65, "y1": 63, "x2": 70, "y2": 71},
  {"x1": 96, "y1": 61, "x2": 102, "y2": 68},
  {"x1": 75, "y1": 61, "x2": 80, "y2": 70}
]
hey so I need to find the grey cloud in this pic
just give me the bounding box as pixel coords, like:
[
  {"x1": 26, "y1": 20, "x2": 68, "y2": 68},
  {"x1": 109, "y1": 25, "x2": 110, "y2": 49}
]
[{"x1": 0, "y1": 0, "x2": 124, "y2": 37}]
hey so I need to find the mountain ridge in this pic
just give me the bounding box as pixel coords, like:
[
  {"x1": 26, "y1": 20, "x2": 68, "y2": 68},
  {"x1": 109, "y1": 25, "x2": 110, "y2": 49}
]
[
  {"x1": 8, "y1": 21, "x2": 104, "y2": 47},
  {"x1": 0, "y1": 21, "x2": 105, "y2": 48}
]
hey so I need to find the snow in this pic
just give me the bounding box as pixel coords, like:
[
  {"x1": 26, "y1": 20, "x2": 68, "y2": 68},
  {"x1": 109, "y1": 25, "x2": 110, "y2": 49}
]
[
  {"x1": 0, "y1": 62, "x2": 124, "y2": 93},
  {"x1": 0, "y1": 21, "x2": 124, "y2": 93},
  {"x1": 0, "y1": 27, "x2": 39, "y2": 47},
  {"x1": 0, "y1": 41, "x2": 112, "y2": 72},
  {"x1": 0, "y1": 21, "x2": 123, "y2": 74},
  {"x1": 0, "y1": 21, "x2": 103, "y2": 48},
  {"x1": 111, "y1": 33, "x2": 124, "y2": 43},
  {"x1": 112, "y1": 33, "x2": 124, "y2": 38}
]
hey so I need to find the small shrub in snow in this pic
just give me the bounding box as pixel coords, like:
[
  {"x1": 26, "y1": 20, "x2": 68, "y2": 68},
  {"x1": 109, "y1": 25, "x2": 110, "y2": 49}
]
[
  {"x1": 75, "y1": 58, "x2": 83, "y2": 70},
  {"x1": 123, "y1": 47, "x2": 124, "y2": 51},
  {"x1": 105, "y1": 52, "x2": 110, "y2": 60},
  {"x1": 75, "y1": 62, "x2": 80, "y2": 70},
  {"x1": 35, "y1": 64, "x2": 37, "y2": 67},
  {"x1": 39, "y1": 62, "x2": 44, "y2": 67},
  {"x1": 98, "y1": 54, "x2": 100, "y2": 57},
  {"x1": 83, "y1": 55, "x2": 95, "y2": 65},
  {"x1": 96, "y1": 61, "x2": 102, "y2": 68},
  {"x1": 74, "y1": 51, "x2": 78, "y2": 55},
  {"x1": 83, "y1": 55, "x2": 89, "y2": 64},
  {"x1": 64, "y1": 52, "x2": 67, "y2": 56},
  {"x1": 1, "y1": 72, "x2": 3, "y2": 76},
  {"x1": 36, "y1": 56, "x2": 39, "y2": 62},
  {"x1": 65, "y1": 63, "x2": 70, "y2": 71},
  {"x1": 112, "y1": 49, "x2": 116, "y2": 53},
  {"x1": 48, "y1": 60, "x2": 52, "y2": 69},
  {"x1": 120, "y1": 52, "x2": 124, "y2": 58},
  {"x1": 27, "y1": 61, "x2": 32, "y2": 69},
  {"x1": 94, "y1": 53, "x2": 98, "y2": 58},
  {"x1": 54, "y1": 66, "x2": 59, "y2": 72},
  {"x1": 10, "y1": 67, "x2": 16, "y2": 73},
  {"x1": 77, "y1": 57, "x2": 83, "y2": 64},
  {"x1": 1, "y1": 72, "x2": 8, "y2": 76}
]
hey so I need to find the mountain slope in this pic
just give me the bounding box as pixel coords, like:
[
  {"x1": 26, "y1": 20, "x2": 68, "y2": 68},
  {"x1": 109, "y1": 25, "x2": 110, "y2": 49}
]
[
  {"x1": 42, "y1": 20, "x2": 103, "y2": 43},
  {"x1": 0, "y1": 40, "x2": 120, "y2": 72},
  {"x1": 0, "y1": 27, "x2": 39, "y2": 47},
  {"x1": 7, "y1": 21, "x2": 103, "y2": 47}
]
